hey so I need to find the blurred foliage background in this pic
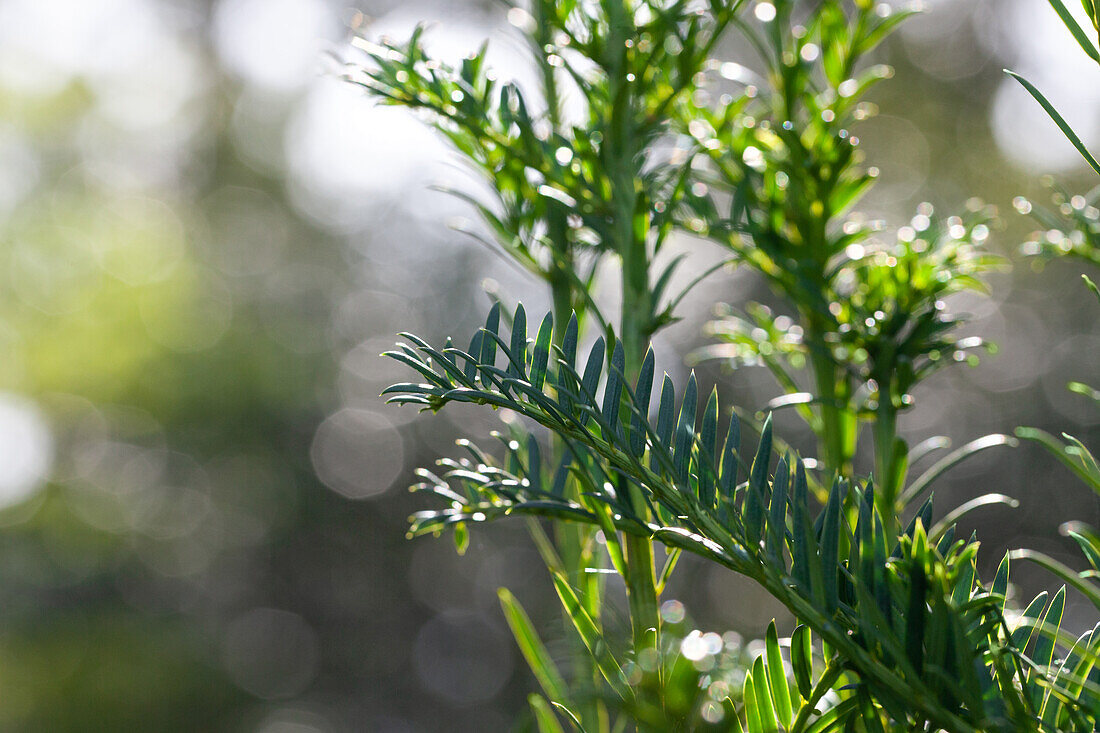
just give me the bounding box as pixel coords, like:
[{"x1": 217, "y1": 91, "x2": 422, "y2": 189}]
[{"x1": 0, "y1": 0, "x2": 1097, "y2": 730}]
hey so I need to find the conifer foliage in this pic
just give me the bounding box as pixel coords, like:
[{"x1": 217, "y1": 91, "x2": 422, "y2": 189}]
[{"x1": 348, "y1": 0, "x2": 1100, "y2": 729}]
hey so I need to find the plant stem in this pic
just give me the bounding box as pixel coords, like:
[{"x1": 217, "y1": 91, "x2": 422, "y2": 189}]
[
  {"x1": 790, "y1": 662, "x2": 844, "y2": 732},
  {"x1": 543, "y1": 193, "x2": 603, "y2": 727},
  {"x1": 623, "y1": 527, "x2": 660, "y2": 650},
  {"x1": 619, "y1": 258, "x2": 662, "y2": 653},
  {"x1": 808, "y1": 327, "x2": 851, "y2": 478},
  {"x1": 618, "y1": 316, "x2": 661, "y2": 656},
  {"x1": 605, "y1": 0, "x2": 662, "y2": 658},
  {"x1": 873, "y1": 373, "x2": 900, "y2": 541},
  {"x1": 549, "y1": 239, "x2": 576, "y2": 335}
]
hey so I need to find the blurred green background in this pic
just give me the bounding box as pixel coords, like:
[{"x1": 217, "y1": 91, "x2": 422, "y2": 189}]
[{"x1": 0, "y1": 0, "x2": 1097, "y2": 730}]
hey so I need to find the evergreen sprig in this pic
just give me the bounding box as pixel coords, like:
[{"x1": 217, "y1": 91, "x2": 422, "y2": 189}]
[
  {"x1": 356, "y1": 0, "x2": 1100, "y2": 728},
  {"x1": 384, "y1": 302, "x2": 1100, "y2": 731},
  {"x1": 347, "y1": 0, "x2": 743, "y2": 343}
]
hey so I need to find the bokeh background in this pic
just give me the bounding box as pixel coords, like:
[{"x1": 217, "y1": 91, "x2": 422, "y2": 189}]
[{"x1": 0, "y1": 0, "x2": 1097, "y2": 730}]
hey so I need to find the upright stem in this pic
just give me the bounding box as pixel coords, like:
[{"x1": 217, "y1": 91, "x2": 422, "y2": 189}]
[
  {"x1": 623, "y1": 505, "x2": 660, "y2": 650},
  {"x1": 548, "y1": 223, "x2": 576, "y2": 336},
  {"x1": 538, "y1": 0, "x2": 575, "y2": 350},
  {"x1": 790, "y1": 662, "x2": 844, "y2": 732},
  {"x1": 605, "y1": 0, "x2": 662, "y2": 658},
  {"x1": 807, "y1": 326, "x2": 852, "y2": 478},
  {"x1": 619, "y1": 189, "x2": 653, "y2": 377},
  {"x1": 548, "y1": 305, "x2": 606, "y2": 731},
  {"x1": 618, "y1": 201, "x2": 661, "y2": 652},
  {"x1": 873, "y1": 373, "x2": 900, "y2": 540},
  {"x1": 543, "y1": 171, "x2": 603, "y2": 726}
]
